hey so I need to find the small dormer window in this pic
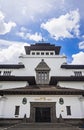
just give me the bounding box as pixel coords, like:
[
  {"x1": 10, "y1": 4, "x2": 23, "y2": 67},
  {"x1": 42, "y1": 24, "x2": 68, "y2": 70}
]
[
  {"x1": 35, "y1": 59, "x2": 50, "y2": 85},
  {"x1": 37, "y1": 71, "x2": 48, "y2": 84}
]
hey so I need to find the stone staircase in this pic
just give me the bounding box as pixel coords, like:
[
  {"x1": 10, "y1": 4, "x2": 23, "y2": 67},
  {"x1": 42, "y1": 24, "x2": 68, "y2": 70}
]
[{"x1": 0, "y1": 123, "x2": 81, "y2": 130}]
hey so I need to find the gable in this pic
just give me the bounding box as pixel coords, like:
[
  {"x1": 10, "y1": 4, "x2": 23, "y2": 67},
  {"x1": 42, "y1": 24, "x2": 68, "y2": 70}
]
[{"x1": 35, "y1": 59, "x2": 50, "y2": 71}]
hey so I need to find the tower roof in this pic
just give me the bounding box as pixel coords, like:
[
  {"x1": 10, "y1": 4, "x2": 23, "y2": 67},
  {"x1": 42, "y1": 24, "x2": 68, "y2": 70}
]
[{"x1": 25, "y1": 43, "x2": 61, "y2": 55}]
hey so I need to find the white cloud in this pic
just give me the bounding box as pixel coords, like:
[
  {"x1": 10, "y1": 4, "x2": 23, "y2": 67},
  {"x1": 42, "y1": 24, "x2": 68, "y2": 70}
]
[
  {"x1": 26, "y1": 32, "x2": 42, "y2": 42},
  {"x1": 0, "y1": 39, "x2": 13, "y2": 48},
  {"x1": 82, "y1": 35, "x2": 84, "y2": 38},
  {"x1": 0, "y1": 39, "x2": 29, "y2": 63},
  {"x1": 71, "y1": 41, "x2": 84, "y2": 64},
  {"x1": 0, "y1": 0, "x2": 66, "y2": 24},
  {"x1": 0, "y1": 0, "x2": 84, "y2": 26},
  {"x1": 41, "y1": 9, "x2": 80, "y2": 40},
  {"x1": 0, "y1": 11, "x2": 16, "y2": 35},
  {"x1": 79, "y1": 41, "x2": 84, "y2": 50},
  {"x1": 0, "y1": 11, "x2": 4, "y2": 20},
  {"x1": 17, "y1": 31, "x2": 42, "y2": 42},
  {"x1": 71, "y1": 52, "x2": 84, "y2": 64},
  {"x1": 17, "y1": 32, "x2": 25, "y2": 39}
]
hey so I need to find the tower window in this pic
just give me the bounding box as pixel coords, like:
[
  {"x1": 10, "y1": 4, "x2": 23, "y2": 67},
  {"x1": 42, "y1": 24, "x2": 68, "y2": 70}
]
[
  {"x1": 41, "y1": 52, "x2": 44, "y2": 55},
  {"x1": 46, "y1": 52, "x2": 49, "y2": 55},
  {"x1": 36, "y1": 52, "x2": 40, "y2": 55},
  {"x1": 32, "y1": 52, "x2": 35, "y2": 55},
  {"x1": 50, "y1": 52, "x2": 54, "y2": 55}
]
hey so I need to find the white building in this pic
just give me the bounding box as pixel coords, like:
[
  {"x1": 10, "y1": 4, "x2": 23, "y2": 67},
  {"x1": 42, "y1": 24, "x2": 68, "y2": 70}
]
[{"x1": 0, "y1": 43, "x2": 84, "y2": 123}]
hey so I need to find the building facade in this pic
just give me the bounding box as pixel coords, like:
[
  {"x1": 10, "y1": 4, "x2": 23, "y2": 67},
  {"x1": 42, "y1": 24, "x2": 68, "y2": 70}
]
[{"x1": 0, "y1": 43, "x2": 84, "y2": 123}]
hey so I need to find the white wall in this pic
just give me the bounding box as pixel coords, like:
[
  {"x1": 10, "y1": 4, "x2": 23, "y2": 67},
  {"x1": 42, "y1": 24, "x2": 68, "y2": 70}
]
[
  {"x1": 58, "y1": 81, "x2": 84, "y2": 90},
  {"x1": 0, "y1": 95, "x2": 84, "y2": 119},
  {"x1": 14, "y1": 55, "x2": 84, "y2": 77},
  {"x1": 0, "y1": 81, "x2": 27, "y2": 90},
  {"x1": 0, "y1": 54, "x2": 84, "y2": 79},
  {"x1": 15, "y1": 55, "x2": 68, "y2": 77}
]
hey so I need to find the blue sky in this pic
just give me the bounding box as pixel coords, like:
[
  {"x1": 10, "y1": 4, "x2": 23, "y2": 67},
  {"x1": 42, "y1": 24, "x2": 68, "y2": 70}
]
[{"x1": 0, "y1": 0, "x2": 84, "y2": 64}]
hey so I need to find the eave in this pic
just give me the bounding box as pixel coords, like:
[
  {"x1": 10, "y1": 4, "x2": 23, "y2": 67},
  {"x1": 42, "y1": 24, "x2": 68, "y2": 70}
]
[
  {"x1": 0, "y1": 76, "x2": 84, "y2": 86},
  {"x1": 49, "y1": 76, "x2": 84, "y2": 85},
  {"x1": 0, "y1": 76, "x2": 36, "y2": 85},
  {"x1": 0, "y1": 64, "x2": 25, "y2": 69},
  {"x1": 61, "y1": 64, "x2": 84, "y2": 69},
  {"x1": 0, "y1": 87, "x2": 84, "y2": 95}
]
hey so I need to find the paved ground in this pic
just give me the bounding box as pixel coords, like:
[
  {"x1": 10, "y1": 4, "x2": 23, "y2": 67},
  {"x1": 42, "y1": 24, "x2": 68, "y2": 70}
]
[{"x1": 0, "y1": 123, "x2": 83, "y2": 130}]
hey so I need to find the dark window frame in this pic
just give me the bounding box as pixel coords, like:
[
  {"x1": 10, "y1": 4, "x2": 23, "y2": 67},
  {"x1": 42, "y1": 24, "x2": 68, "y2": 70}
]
[
  {"x1": 36, "y1": 52, "x2": 40, "y2": 55},
  {"x1": 46, "y1": 52, "x2": 49, "y2": 55},
  {"x1": 41, "y1": 52, "x2": 44, "y2": 55},
  {"x1": 50, "y1": 52, "x2": 54, "y2": 55},
  {"x1": 66, "y1": 106, "x2": 71, "y2": 116},
  {"x1": 15, "y1": 106, "x2": 20, "y2": 116},
  {"x1": 37, "y1": 71, "x2": 49, "y2": 84},
  {"x1": 32, "y1": 52, "x2": 35, "y2": 55},
  {"x1": 0, "y1": 71, "x2": 1, "y2": 75}
]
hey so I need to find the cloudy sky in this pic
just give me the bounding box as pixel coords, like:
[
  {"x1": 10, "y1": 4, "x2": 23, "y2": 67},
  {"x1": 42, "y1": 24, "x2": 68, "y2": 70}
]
[{"x1": 0, "y1": 0, "x2": 84, "y2": 64}]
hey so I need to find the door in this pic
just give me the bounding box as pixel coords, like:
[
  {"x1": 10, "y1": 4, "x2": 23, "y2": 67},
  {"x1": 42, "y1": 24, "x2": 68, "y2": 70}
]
[{"x1": 35, "y1": 107, "x2": 51, "y2": 122}]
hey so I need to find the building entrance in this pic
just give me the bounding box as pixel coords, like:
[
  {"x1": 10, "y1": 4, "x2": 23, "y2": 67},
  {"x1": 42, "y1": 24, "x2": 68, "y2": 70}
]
[
  {"x1": 35, "y1": 107, "x2": 51, "y2": 122},
  {"x1": 29, "y1": 102, "x2": 56, "y2": 123}
]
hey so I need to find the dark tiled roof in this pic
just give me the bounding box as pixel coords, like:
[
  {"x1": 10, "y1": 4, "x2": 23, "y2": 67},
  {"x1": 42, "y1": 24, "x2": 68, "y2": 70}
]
[
  {"x1": 25, "y1": 43, "x2": 61, "y2": 55},
  {"x1": 61, "y1": 64, "x2": 84, "y2": 69},
  {"x1": 0, "y1": 64, "x2": 25, "y2": 69},
  {"x1": 35, "y1": 59, "x2": 50, "y2": 71},
  {"x1": 0, "y1": 86, "x2": 84, "y2": 95},
  {"x1": 0, "y1": 76, "x2": 36, "y2": 85},
  {"x1": 0, "y1": 76, "x2": 84, "y2": 84},
  {"x1": 49, "y1": 76, "x2": 84, "y2": 85}
]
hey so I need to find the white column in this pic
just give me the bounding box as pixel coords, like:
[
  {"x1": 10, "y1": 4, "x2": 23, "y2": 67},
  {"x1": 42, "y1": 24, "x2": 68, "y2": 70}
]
[
  {"x1": 79, "y1": 96, "x2": 84, "y2": 118},
  {"x1": 0, "y1": 96, "x2": 7, "y2": 118}
]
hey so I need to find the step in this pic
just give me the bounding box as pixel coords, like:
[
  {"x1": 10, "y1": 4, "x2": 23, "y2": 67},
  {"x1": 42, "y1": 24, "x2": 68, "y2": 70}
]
[
  {"x1": 1, "y1": 123, "x2": 80, "y2": 130},
  {"x1": 5, "y1": 127, "x2": 80, "y2": 130},
  {"x1": 14, "y1": 123, "x2": 72, "y2": 128}
]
